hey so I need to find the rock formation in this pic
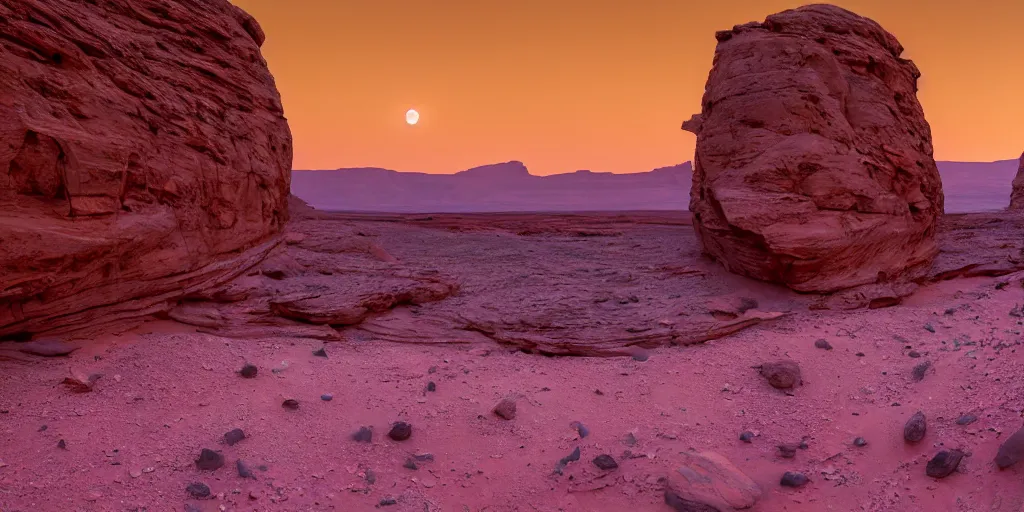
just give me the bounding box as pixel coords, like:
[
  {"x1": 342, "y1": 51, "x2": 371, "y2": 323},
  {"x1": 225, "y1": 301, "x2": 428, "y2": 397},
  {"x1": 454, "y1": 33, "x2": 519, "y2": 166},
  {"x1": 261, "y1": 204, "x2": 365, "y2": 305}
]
[
  {"x1": 0, "y1": 0, "x2": 291, "y2": 339},
  {"x1": 682, "y1": 4, "x2": 943, "y2": 294},
  {"x1": 1010, "y1": 153, "x2": 1024, "y2": 210}
]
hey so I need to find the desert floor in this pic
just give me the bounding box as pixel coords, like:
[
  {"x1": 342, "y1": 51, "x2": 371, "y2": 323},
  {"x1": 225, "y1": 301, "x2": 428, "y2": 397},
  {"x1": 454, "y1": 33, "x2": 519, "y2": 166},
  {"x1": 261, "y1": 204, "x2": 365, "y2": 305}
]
[{"x1": 2, "y1": 211, "x2": 1024, "y2": 512}]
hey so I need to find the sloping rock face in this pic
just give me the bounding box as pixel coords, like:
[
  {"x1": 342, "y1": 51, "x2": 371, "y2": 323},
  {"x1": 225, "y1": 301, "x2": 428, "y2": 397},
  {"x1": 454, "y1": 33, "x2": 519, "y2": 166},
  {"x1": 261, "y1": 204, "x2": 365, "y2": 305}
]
[
  {"x1": 682, "y1": 4, "x2": 943, "y2": 293},
  {"x1": 0, "y1": 0, "x2": 291, "y2": 338},
  {"x1": 1010, "y1": 153, "x2": 1024, "y2": 211}
]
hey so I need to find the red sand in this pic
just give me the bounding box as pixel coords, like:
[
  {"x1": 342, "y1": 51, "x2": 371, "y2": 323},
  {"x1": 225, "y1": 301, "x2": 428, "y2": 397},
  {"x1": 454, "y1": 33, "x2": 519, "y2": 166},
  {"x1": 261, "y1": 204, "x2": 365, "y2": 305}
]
[{"x1": 3, "y1": 213, "x2": 1024, "y2": 511}]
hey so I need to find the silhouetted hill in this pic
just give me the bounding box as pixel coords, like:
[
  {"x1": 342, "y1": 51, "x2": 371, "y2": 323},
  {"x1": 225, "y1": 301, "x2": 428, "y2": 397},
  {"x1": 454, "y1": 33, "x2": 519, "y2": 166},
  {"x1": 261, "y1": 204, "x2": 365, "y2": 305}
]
[{"x1": 291, "y1": 159, "x2": 1017, "y2": 213}]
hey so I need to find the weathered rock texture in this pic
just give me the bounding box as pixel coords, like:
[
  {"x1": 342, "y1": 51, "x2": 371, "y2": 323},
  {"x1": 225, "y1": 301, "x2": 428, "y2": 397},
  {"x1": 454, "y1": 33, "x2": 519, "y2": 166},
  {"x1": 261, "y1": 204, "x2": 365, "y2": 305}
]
[
  {"x1": 682, "y1": 4, "x2": 944, "y2": 293},
  {"x1": 0, "y1": 0, "x2": 291, "y2": 338},
  {"x1": 1010, "y1": 153, "x2": 1024, "y2": 211}
]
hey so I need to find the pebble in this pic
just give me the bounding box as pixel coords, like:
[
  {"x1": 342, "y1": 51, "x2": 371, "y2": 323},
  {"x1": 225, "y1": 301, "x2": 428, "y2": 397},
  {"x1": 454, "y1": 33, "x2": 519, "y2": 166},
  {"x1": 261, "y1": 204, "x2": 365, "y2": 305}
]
[
  {"x1": 853, "y1": 437, "x2": 868, "y2": 447},
  {"x1": 237, "y1": 459, "x2": 254, "y2": 479},
  {"x1": 352, "y1": 426, "x2": 373, "y2": 443},
  {"x1": 777, "y1": 444, "x2": 798, "y2": 459},
  {"x1": 413, "y1": 453, "x2": 435, "y2": 462},
  {"x1": 903, "y1": 411, "x2": 927, "y2": 443},
  {"x1": 911, "y1": 361, "x2": 931, "y2": 382},
  {"x1": 758, "y1": 360, "x2": 801, "y2": 389},
  {"x1": 780, "y1": 471, "x2": 809, "y2": 488},
  {"x1": 554, "y1": 446, "x2": 581, "y2": 474},
  {"x1": 129, "y1": 468, "x2": 142, "y2": 478},
  {"x1": 239, "y1": 364, "x2": 258, "y2": 378},
  {"x1": 426, "y1": 381, "x2": 437, "y2": 392},
  {"x1": 312, "y1": 347, "x2": 327, "y2": 358},
  {"x1": 281, "y1": 399, "x2": 299, "y2": 410},
  {"x1": 623, "y1": 433, "x2": 638, "y2": 447},
  {"x1": 571, "y1": 421, "x2": 589, "y2": 438},
  {"x1": 926, "y1": 450, "x2": 964, "y2": 478},
  {"x1": 379, "y1": 498, "x2": 397, "y2": 506},
  {"x1": 908, "y1": 350, "x2": 921, "y2": 358},
  {"x1": 57, "y1": 439, "x2": 66, "y2": 449},
  {"x1": 956, "y1": 414, "x2": 978, "y2": 425},
  {"x1": 996, "y1": 426, "x2": 1024, "y2": 468},
  {"x1": 186, "y1": 482, "x2": 211, "y2": 499},
  {"x1": 592, "y1": 454, "x2": 618, "y2": 470},
  {"x1": 185, "y1": 504, "x2": 201, "y2": 512},
  {"x1": 814, "y1": 339, "x2": 833, "y2": 350},
  {"x1": 739, "y1": 431, "x2": 754, "y2": 443},
  {"x1": 403, "y1": 458, "x2": 418, "y2": 470},
  {"x1": 388, "y1": 422, "x2": 412, "y2": 441},
  {"x1": 224, "y1": 428, "x2": 246, "y2": 446},
  {"x1": 493, "y1": 398, "x2": 517, "y2": 420},
  {"x1": 321, "y1": 394, "x2": 333, "y2": 401},
  {"x1": 195, "y1": 449, "x2": 225, "y2": 471}
]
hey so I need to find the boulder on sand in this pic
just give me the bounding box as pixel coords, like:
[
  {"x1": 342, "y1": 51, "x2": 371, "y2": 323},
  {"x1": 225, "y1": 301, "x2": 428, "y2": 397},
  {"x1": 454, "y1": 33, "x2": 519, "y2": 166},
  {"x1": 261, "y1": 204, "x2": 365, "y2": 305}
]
[
  {"x1": 0, "y1": 0, "x2": 291, "y2": 339},
  {"x1": 682, "y1": 4, "x2": 943, "y2": 295}
]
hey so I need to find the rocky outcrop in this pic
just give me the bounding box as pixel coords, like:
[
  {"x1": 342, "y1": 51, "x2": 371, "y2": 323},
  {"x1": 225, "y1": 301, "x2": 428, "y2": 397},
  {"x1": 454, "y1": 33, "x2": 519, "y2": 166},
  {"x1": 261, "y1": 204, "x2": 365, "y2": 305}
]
[
  {"x1": 682, "y1": 4, "x2": 943, "y2": 294},
  {"x1": 1010, "y1": 153, "x2": 1024, "y2": 210},
  {"x1": 0, "y1": 0, "x2": 291, "y2": 339}
]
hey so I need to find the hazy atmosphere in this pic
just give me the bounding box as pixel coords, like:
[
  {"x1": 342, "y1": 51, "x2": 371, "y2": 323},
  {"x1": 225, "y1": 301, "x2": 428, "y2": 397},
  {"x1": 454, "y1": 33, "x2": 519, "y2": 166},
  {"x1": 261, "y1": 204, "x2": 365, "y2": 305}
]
[{"x1": 234, "y1": 0, "x2": 1023, "y2": 174}]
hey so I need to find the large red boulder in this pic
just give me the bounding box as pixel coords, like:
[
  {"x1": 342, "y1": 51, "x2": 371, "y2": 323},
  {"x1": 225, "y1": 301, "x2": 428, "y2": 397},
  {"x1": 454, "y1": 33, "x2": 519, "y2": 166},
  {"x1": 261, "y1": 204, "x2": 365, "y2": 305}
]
[
  {"x1": 1010, "y1": 153, "x2": 1024, "y2": 211},
  {"x1": 0, "y1": 0, "x2": 291, "y2": 338},
  {"x1": 682, "y1": 4, "x2": 943, "y2": 293}
]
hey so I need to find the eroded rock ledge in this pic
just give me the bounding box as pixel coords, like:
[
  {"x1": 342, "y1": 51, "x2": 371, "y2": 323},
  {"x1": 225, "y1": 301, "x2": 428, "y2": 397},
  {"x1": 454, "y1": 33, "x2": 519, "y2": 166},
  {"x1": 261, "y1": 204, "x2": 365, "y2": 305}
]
[{"x1": 0, "y1": 0, "x2": 291, "y2": 339}]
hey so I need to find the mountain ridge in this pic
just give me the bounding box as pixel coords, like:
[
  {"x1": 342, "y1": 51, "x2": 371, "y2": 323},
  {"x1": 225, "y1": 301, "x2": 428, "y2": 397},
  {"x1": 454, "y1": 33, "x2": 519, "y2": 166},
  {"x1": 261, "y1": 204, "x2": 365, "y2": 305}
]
[{"x1": 291, "y1": 159, "x2": 1017, "y2": 214}]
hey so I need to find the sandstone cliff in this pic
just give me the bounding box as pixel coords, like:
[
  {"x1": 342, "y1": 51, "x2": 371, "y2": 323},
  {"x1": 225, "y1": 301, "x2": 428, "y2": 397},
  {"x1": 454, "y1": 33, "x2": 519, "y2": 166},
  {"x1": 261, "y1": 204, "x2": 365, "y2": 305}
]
[
  {"x1": 1010, "y1": 153, "x2": 1024, "y2": 210},
  {"x1": 682, "y1": 4, "x2": 943, "y2": 294},
  {"x1": 0, "y1": 0, "x2": 291, "y2": 338}
]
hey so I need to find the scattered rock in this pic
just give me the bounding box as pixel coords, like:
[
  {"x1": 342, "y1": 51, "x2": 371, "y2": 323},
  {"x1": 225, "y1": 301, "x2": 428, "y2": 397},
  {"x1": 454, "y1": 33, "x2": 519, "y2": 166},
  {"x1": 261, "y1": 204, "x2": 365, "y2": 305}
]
[
  {"x1": 493, "y1": 398, "x2": 517, "y2": 420},
  {"x1": 664, "y1": 451, "x2": 762, "y2": 510},
  {"x1": 853, "y1": 437, "x2": 868, "y2": 447},
  {"x1": 926, "y1": 450, "x2": 964, "y2": 478},
  {"x1": 365, "y1": 468, "x2": 376, "y2": 484},
  {"x1": 388, "y1": 422, "x2": 412, "y2": 441},
  {"x1": 554, "y1": 446, "x2": 581, "y2": 475},
  {"x1": 996, "y1": 427, "x2": 1024, "y2": 469},
  {"x1": 956, "y1": 414, "x2": 978, "y2": 426},
  {"x1": 186, "y1": 482, "x2": 211, "y2": 499},
  {"x1": 925, "y1": 324, "x2": 936, "y2": 333},
  {"x1": 62, "y1": 372, "x2": 101, "y2": 393},
  {"x1": 903, "y1": 411, "x2": 927, "y2": 443},
  {"x1": 312, "y1": 347, "x2": 327, "y2": 358},
  {"x1": 321, "y1": 394, "x2": 333, "y2": 401},
  {"x1": 912, "y1": 361, "x2": 932, "y2": 382},
  {"x1": 237, "y1": 459, "x2": 254, "y2": 479},
  {"x1": 664, "y1": 491, "x2": 720, "y2": 512},
  {"x1": 379, "y1": 498, "x2": 397, "y2": 506},
  {"x1": 739, "y1": 432, "x2": 754, "y2": 443},
  {"x1": 185, "y1": 504, "x2": 201, "y2": 512},
  {"x1": 57, "y1": 439, "x2": 66, "y2": 450},
  {"x1": 426, "y1": 381, "x2": 436, "y2": 392},
  {"x1": 195, "y1": 449, "x2": 225, "y2": 471},
  {"x1": 623, "y1": 433, "x2": 638, "y2": 447},
  {"x1": 414, "y1": 453, "x2": 435, "y2": 462},
  {"x1": 282, "y1": 399, "x2": 299, "y2": 410},
  {"x1": 571, "y1": 421, "x2": 590, "y2": 438},
  {"x1": 758, "y1": 360, "x2": 801, "y2": 389},
  {"x1": 777, "y1": 444, "x2": 798, "y2": 459},
  {"x1": 593, "y1": 454, "x2": 618, "y2": 470},
  {"x1": 353, "y1": 426, "x2": 373, "y2": 443},
  {"x1": 780, "y1": 472, "x2": 809, "y2": 488},
  {"x1": 814, "y1": 339, "x2": 833, "y2": 350},
  {"x1": 224, "y1": 428, "x2": 246, "y2": 446},
  {"x1": 239, "y1": 364, "x2": 258, "y2": 379}
]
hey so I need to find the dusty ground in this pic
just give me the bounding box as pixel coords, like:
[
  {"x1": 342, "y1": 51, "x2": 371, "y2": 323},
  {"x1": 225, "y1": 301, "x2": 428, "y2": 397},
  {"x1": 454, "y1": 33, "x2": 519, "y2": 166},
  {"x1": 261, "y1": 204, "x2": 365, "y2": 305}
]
[{"x1": 3, "y1": 211, "x2": 1024, "y2": 511}]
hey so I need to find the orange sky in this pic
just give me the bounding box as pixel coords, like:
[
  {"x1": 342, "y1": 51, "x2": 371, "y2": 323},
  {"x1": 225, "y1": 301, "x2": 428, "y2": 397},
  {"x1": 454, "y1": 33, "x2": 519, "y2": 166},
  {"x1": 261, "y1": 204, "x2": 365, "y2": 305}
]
[{"x1": 231, "y1": 0, "x2": 1023, "y2": 175}]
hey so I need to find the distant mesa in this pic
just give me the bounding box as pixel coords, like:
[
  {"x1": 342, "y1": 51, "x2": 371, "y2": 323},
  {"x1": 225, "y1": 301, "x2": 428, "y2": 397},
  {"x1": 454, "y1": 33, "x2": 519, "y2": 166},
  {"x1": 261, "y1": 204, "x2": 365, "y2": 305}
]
[
  {"x1": 683, "y1": 4, "x2": 942, "y2": 295},
  {"x1": 291, "y1": 159, "x2": 1017, "y2": 215},
  {"x1": 1010, "y1": 152, "x2": 1024, "y2": 211}
]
